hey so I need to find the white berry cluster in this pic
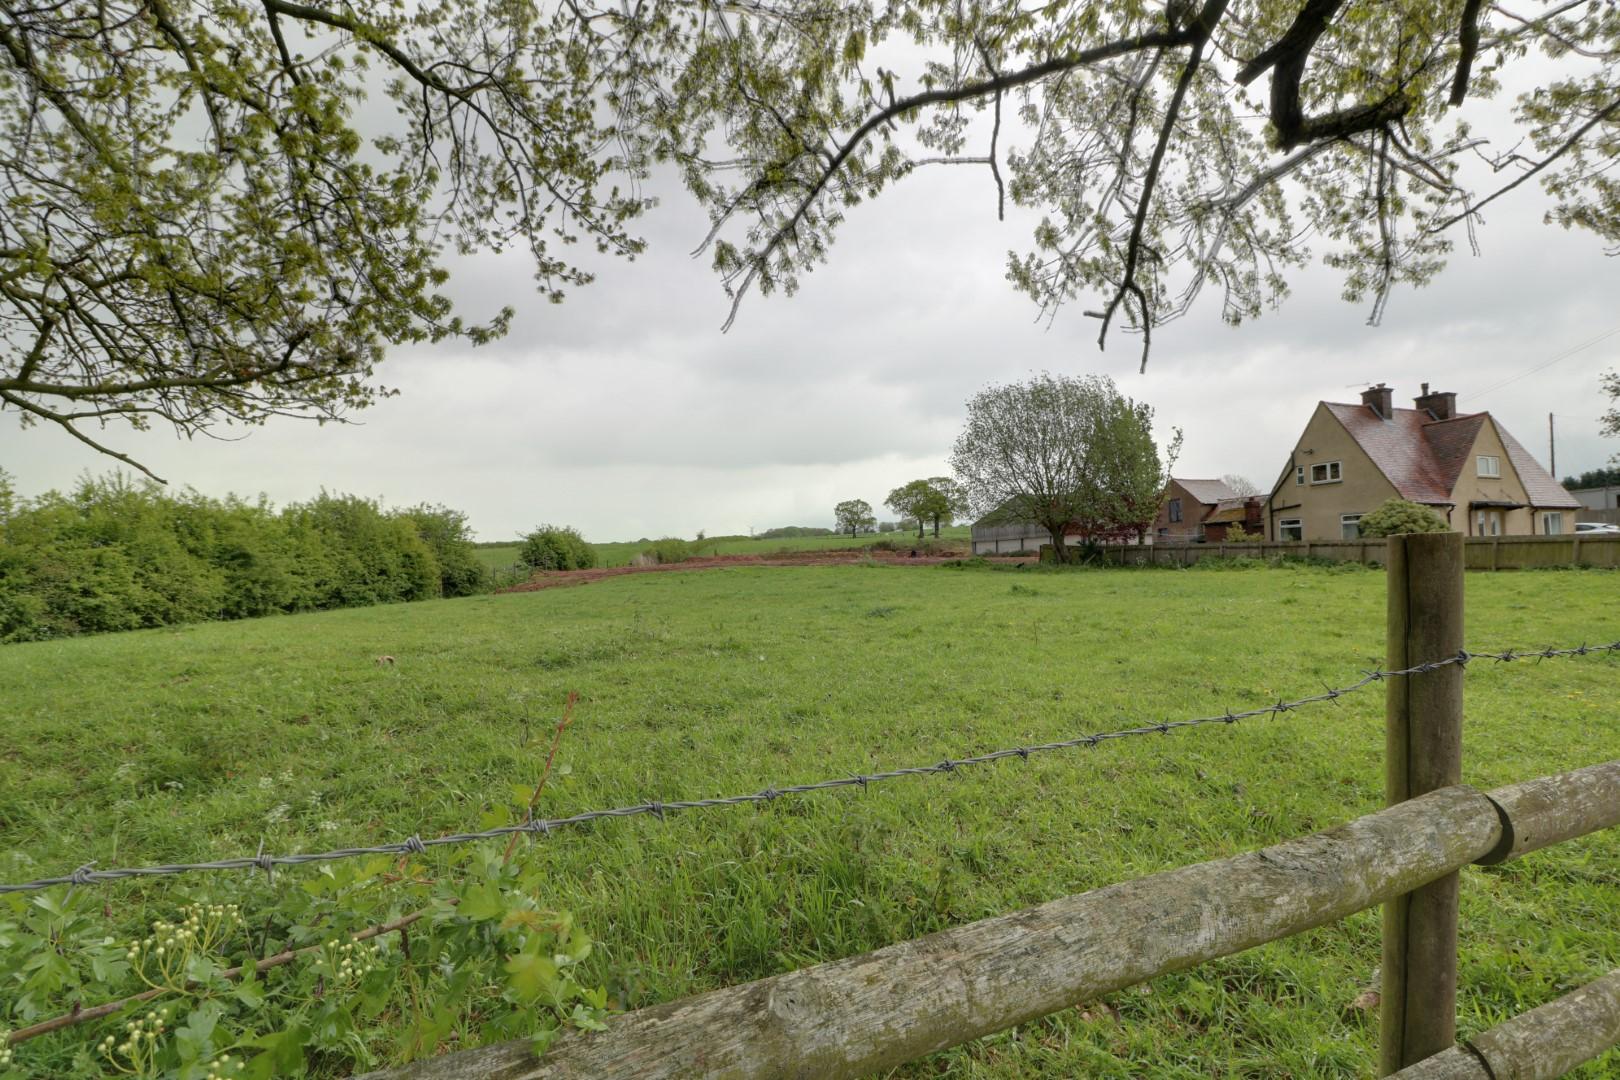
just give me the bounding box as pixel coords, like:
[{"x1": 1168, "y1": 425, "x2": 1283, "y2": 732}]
[
  {"x1": 1, "y1": 1032, "x2": 14, "y2": 1069},
  {"x1": 125, "y1": 902, "x2": 241, "y2": 977},
  {"x1": 203, "y1": 1053, "x2": 244, "y2": 1080},
  {"x1": 324, "y1": 938, "x2": 384, "y2": 985},
  {"x1": 97, "y1": 1007, "x2": 170, "y2": 1071}
]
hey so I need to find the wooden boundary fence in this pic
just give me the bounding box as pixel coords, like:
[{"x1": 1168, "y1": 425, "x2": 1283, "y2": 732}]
[
  {"x1": 363, "y1": 534, "x2": 1620, "y2": 1080},
  {"x1": 1094, "y1": 533, "x2": 1620, "y2": 570}
]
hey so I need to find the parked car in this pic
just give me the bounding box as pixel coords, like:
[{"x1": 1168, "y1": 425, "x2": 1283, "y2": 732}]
[{"x1": 1574, "y1": 522, "x2": 1620, "y2": 534}]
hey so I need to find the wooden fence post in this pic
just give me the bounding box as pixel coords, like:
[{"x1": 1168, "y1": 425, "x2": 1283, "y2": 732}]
[{"x1": 1382, "y1": 532, "x2": 1466, "y2": 1075}]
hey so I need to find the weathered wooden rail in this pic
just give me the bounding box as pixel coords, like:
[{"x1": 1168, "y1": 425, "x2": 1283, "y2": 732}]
[
  {"x1": 362, "y1": 534, "x2": 1620, "y2": 1079},
  {"x1": 361, "y1": 763, "x2": 1620, "y2": 1080}
]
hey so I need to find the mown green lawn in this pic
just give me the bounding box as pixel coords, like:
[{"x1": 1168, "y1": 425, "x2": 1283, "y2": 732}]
[{"x1": 2, "y1": 562, "x2": 1617, "y2": 1077}]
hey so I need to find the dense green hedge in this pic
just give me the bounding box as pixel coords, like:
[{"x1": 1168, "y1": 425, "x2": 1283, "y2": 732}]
[{"x1": 0, "y1": 472, "x2": 490, "y2": 642}]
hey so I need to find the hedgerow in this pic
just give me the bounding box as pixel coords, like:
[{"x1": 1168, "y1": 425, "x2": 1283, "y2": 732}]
[{"x1": 0, "y1": 472, "x2": 491, "y2": 641}]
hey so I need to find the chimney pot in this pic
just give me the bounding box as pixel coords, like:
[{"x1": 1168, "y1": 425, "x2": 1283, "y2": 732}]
[
  {"x1": 1360, "y1": 383, "x2": 1394, "y2": 420},
  {"x1": 1414, "y1": 386, "x2": 1457, "y2": 420}
]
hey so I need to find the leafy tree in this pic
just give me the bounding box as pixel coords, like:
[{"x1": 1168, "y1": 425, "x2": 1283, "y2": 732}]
[
  {"x1": 951, "y1": 373, "x2": 1175, "y2": 561},
  {"x1": 397, "y1": 505, "x2": 489, "y2": 597},
  {"x1": 0, "y1": 1, "x2": 660, "y2": 477},
  {"x1": 519, "y1": 526, "x2": 597, "y2": 572},
  {"x1": 925, "y1": 477, "x2": 972, "y2": 538},
  {"x1": 1563, "y1": 465, "x2": 1620, "y2": 489},
  {"x1": 951, "y1": 373, "x2": 1100, "y2": 563},
  {"x1": 884, "y1": 481, "x2": 936, "y2": 539},
  {"x1": 670, "y1": 2, "x2": 1620, "y2": 367},
  {"x1": 1603, "y1": 371, "x2": 1620, "y2": 465},
  {"x1": 834, "y1": 499, "x2": 876, "y2": 538},
  {"x1": 1088, "y1": 398, "x2": 1183, "y2": 542},
  {"x1": 13, "y1": 2, "x2": 1620, "y2": 479},
  {"x1": 1357, "y1": 498, "x2": 1451, "y2": 538}
]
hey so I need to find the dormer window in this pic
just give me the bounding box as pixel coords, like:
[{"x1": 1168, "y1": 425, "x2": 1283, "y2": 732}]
[
  {"x1": 1310, "y1": 461, "x2": 1342, "y2": 484},
  {"x1": 1477, "y1": 455, "x2": 1501, "y2": 478}
]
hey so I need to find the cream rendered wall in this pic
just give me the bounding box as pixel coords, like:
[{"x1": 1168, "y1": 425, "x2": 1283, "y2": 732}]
[
  {"x1": 1451, "y1": 417, "x2": 1537, "y2": 536},
  {"x1": 1265, "y1": 403, "x2": 1402, "y2": 540}
]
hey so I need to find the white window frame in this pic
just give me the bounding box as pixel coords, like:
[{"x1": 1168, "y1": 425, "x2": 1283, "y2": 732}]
[
  {"x1": 1310, "y1": 461, "x2": 1342, "y2": 484},
  {"x1": 1278, "y1": 518, "x2": 1303, "y2": 541},
  {"x1": 1478, "y1": 455, "x2": 1501, "y2": 478},
  {"x1": 1341, "y1": 514, "x2": 1363, "y2": 540},
  {"x1": 1542, "y1": 512, "x2": 1563, "y2": 535},
  {"x1": 1294, "y1": 466, "x2": 1304, "y2": 486},
  {"x1": 1476, "y1": 510, "x2": 1502, "y2": 537}
]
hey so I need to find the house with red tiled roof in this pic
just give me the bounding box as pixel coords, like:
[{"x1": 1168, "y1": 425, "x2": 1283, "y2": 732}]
[
  {"x1": 1153, "y1": 478, "x2": 1263, "y2": 542},
  {"x1": 1264, "y1": 383, "x2": 1582, "y2": 541}
]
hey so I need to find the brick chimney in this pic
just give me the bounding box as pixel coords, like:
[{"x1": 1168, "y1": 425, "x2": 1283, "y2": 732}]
[
  {"x1": 1243, "y1": 496, "x2": 1263, "y2": 531},
  {"x1": 1414, "y1": 382, "x2": 1458, "y2": 420},
  {"x1": 1361, "y1": 382, "x2": 1394, "y2": 420}
]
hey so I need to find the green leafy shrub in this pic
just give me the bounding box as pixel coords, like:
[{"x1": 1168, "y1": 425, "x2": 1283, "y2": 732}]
[
  {"x1": 1357, "y1": 498, "x2": 1450, "y2": 538},
  {"x1": 0, "y1": 849, "x2": 606, "y2": 1078},
  {"x1": 0, "y1": 471, "x2": 493, "y2": 640},
  {"x1": 636, "y1": 538, "x2": 693, "y2": 565},
  {"x1": 519, "y1": 526, "x2": 597, "y2": 571},
  {"x1": 398, "y1": 504, "x2": 490, "y2": 597}
]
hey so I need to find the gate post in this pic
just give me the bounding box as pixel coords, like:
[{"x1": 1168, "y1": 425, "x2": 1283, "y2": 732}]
[{"x1": 1381, "y1": 532, "x2": 1466, "y2": 1074}]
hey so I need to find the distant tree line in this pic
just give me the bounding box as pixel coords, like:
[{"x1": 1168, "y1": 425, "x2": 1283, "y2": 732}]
[
  {"x1": 754, "y1": 526, "x2": 835, "y2": 540},
  {"x1": 0, "y1": 471, "x2": 489, "y2": 642},
  {"x1": 1563, "y1": 467, "x2": 1620, "y2": 490}
]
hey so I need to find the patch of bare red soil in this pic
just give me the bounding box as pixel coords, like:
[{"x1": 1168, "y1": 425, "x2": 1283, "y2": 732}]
[{"x1": 497, "y1": 548, "x2": 1022, "y2": 592}]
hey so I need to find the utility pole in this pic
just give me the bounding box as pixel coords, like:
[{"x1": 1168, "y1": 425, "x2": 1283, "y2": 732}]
[{"x1": 1549, "y1": 413, "x2": 1556, "y2": 477}]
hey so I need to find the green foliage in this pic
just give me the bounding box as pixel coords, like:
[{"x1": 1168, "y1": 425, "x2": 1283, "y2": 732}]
[
  {"x1": 0, "y1": 3, "x2": 657, "y2": 475},
  {"x1": 637, "y1": 538, "x2": 695, "y2": 565},
  {"x1": 753, "y1": 526, "x2": 835, "y2": 540},
  {"x1": 397, "y1": 506, "x2": 490, "y2": 598},
  {"x1": 1604, "y1": 371, "x2": 1619, "y2": 463},
  {"x1": 833, "y1": 499, "x2": 876, "y2": 538},
  {"x1": 951, "y1": 373, "x2": 1178, "y2": 561},
  {"x1": 0, "y1": 474, "x2": 486, "y2": 641},
  {"x1": 667, "y1": 2, "x2": 1620, "y2": 377},
  {"x1": 1225, "y1": 523, "x2": 1263, "y2": 543},
  {"x1": 886, "y1": 479, "x2": 970, "y2": 539},
  {"x1": 0, "y1": 850, "x2": 605, "y2": 1078},
  {"x1": 519, "y1": 527, "x2": 597, "y2": 572},
  {"x1": 1563, "y1": 464, "x2": 1620, "y2": 489},
  {"x1": 2, "y1": 567, "x2": 1618, "y2": 1075},
  {"x1": 1356, "y1": 498, "x2": 1451, "y2": 538}
]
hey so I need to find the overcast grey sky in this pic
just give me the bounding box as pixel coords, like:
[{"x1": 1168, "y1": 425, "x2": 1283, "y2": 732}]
[{"x1": 3, "y1": 103, "x2": 1616, "y2": 541}]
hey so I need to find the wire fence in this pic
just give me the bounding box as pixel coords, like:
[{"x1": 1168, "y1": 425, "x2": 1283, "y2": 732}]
[{"x1": 5, "y1": 641, "x2": 1617, "y2": 895}]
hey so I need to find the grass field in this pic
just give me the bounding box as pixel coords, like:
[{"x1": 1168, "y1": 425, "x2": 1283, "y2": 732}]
[
  {"x1": 2, "y1": 561, "x2": 1617, "y2": 1076},
  {"x1": 472, "y1": 543, "x2": 525, "y2": 573},
  {"x1": 590, "y1": 526, "x2": 971, "y2": 567},
  {"x1": 477, "y1": 527, "x2": 973, "y2": 574}
]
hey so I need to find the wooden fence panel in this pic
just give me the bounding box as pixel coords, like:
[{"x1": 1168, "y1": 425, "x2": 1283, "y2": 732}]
[{"x1": 1100, "y1": 537, "x2": 1618, "y2": 571}]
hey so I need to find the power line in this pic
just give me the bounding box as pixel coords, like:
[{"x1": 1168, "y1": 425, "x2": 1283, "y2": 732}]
[{"x1": 1470, "y1": 324, "x2": 1620, "y2": 404}]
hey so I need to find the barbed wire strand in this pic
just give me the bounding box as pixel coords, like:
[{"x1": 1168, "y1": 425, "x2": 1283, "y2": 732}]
[{"x1": 5, "y1": 641, "x2": 1616, "y2": 895}]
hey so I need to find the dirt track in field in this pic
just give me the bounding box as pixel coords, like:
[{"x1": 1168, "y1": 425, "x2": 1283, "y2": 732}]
[{"x1": 497, "y1": 547, "x2": 1028, "y2": 592}]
